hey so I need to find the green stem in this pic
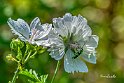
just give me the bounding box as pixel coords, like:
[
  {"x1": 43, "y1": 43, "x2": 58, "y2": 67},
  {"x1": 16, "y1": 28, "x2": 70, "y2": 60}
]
[
  {"x1": 22, "y1": 47, "x2": 28, "y2": 64},
  {"x1": 51, "y1": 61, "x2": 60, "y2": 83},
  {"x1": 30, "y1": 51, "x2": 37, "y2": 58},
  {"x1": 24, "y1": 51, "x2": 32, "y2": 63},
  {"x1": 11, "y1": 67, "x2": 19, "y2": 83}
]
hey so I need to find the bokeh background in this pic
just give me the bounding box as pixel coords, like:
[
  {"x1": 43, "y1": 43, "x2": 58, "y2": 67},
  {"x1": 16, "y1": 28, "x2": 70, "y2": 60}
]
[{"x1": 0, "y1": 0, "x2": 124, "y2": 83}]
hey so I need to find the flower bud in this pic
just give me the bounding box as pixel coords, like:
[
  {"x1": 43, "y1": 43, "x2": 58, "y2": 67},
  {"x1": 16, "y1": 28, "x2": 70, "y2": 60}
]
[
  {"x1": 10, "y1": 39, "x2": 24, "y2": 50},
  {"x1": 6, "y1": 54, "x2": 15, "y2": 61}
]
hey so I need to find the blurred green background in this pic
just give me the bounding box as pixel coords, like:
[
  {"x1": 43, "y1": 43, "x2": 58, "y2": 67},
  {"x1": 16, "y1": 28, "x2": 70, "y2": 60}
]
[{"x1": 0, "y1": 0, "x2": 124, "y2": 83}]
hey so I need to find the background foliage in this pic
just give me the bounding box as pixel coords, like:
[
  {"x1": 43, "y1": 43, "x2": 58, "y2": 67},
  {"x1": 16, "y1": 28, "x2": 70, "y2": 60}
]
[{"x1": 0, "y1": 0, "x2": 124, "y2": 83}]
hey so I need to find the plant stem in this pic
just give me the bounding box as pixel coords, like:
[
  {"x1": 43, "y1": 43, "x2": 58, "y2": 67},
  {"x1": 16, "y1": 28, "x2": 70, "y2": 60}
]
[
  {"x1": 11, "y1": 67, "x2": 19, "y2": 83},
  {"x1": 22, "y1": 47, "x2": 28, "y2": 64},
  {"x1": 51, "y1": 61, "x2": 60, "y2": 83},
  {"x1": 24, "y1": 50, "x2": 32, "y2": 63},
  {"x1": 30, "y1": 51, "x2": 37, "y2": 58}
]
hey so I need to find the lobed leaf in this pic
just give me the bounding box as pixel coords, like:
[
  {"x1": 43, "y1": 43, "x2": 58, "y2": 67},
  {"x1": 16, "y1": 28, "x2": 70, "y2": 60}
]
[{"x1": 19, "y1": 69, "x2": 48, "y2": 83}]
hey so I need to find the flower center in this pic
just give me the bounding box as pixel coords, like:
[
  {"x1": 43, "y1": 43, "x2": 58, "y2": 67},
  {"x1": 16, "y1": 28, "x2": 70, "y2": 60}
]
[{"x1": 64, "y1": 33, "x2": 83, "y2": 59}]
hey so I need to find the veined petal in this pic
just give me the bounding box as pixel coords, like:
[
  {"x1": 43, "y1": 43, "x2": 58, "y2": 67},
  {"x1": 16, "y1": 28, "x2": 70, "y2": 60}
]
[
  {"x1": 81, "y1": 35, "x2": 98, "y2": 64},
  {"x1": 53, "y1": 18, "x2": 68, "y2": 37},
  {"x1": 64, "y1": 49, "x2": 88, "y2": 73},
  {"x1": 30, "y1": 17, "x2": 43, "y2": 30},
  {"x1": 7, "y1": 18, "x2": 30, "y2": 41},
  {"x1": 35, "y1": 39, "x2": 51, "y2": 46},
  {"x1": 81, "y1": 52, "x2": 96, "y2": 64},
  {"x1": 82, "y1": 25, "x2": 92, "y2": 38},
  {"x1": 47, "y1": 30, "x2": 65, "y2": 60},
  {"x1": 49, "y1": 49, "x2": 65, "y2": 60},
  {"x1": 85, "y1": 35, "x2": 99, "y2": 48},
  {"x1": 73, "y1": 25, "x2": 92, "y2": 42},
  {"x1": 73, "y1": 29, "x2": 84, "y2": 42},
  {"x1": 41, "y1": 24, "x2": 52, "y2": 38},
  {"x1": 63, "y1": 13, "x2": 73, "y2": 34},
  {"x1": 34, "y1": 24, "x2": 52, "y2": 40},
  {"x1": 72, "y1": 15, "x2": 87, "y2": 34},
  {"x1": 72, "y1": 15, "x2": 92, "y2": 42}
]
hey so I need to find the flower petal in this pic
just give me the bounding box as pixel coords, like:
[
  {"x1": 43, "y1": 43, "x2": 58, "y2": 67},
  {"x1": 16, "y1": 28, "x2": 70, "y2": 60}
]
[
  {"x1": 31, "y1": 24, "x2": 52, "y2": 46},
  {"x1": 64, "y1": 49, "x2": 88, "y2": 73},
  {"x1": 81, "y1": 52, "x2": 96, "y2": 64},
  {"x1": 85, "y1": 35, "x2": 99, "y2": 48},
  {"x1": 63, "y1": 13, "x2": 73, "y2": 34},
  {"x1": 53, "y1": 18, "x2": 68, "y2": 37},
  {"x1": 34, "y1": 24, "x2": 52, "y2": 40},
  {"x1": 82, "y1": 25, "x2": 92, "y2": 38},
  {"x1": 35, "y1": 39, "x2": 51, "y2": 46},
  {"x1": 49, "y1": 49, "x2": 65, "y2": 60},
  {"x1": 30, "y1": 17, "x2": 42, "y2": 30},
  {"x1": 72, "y1": 15, "x2": 87, "y2": 34},
  {"x1": 72, "y1": 15, "x2": 92, "y2": 42},
  {"x1": 7, "y1": 18, "x2": 30, "y2": 41},
  {"x1": 48, "y1": 36, "x2": 65, "y2": 60},
  {"x1": 81, "y1": 35, "x2": 98, "y2": 64}
]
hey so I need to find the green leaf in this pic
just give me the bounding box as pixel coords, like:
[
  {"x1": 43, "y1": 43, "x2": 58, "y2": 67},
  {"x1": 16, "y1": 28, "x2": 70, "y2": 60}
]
[
  {"x1": 19, "y1": 69, "x2": 40, "y2": 82},
  {"x1": 40, "y1": 74, "x2": 48, "y2": 83},
  {"x1": 19, "y1": 69, "x2": 48, "y2": 83}
]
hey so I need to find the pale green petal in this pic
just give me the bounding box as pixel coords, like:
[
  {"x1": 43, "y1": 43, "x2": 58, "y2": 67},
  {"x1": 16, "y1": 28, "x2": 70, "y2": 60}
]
[
  {"x1": 49, "y1": 49, "x2": 65, "y2": 60},
  {"x1": 62, "y1": 13, "x2": 73, "y2": 34},
  {"x1": 64, "y1": 49, "x2": 88, "y2": 73},
  {"x1": 7, "y1": 18, "x2": 30, "y2": 41},
  {"x1": 33, "y1": 24, "x2": 52, "y2": 40},
  {"x1": 72, "y1": 15, "x2": 92, "y2": 42},
  {"x1": 30, "y1": 17, "x2": 43, "y2": 31},
  {"x1": 85, "y1": 35, "x2": 99, "y2": 48},
  {"x1": 81, "y1": 52, "x2": 96, "y2": 64},
  {"x1": 53, "y1": 18, "x2": 68, "y2": 37},
  {"x1": 80, "y1": 35, "x2": 98, "y2": 64},
  {"x1": 72, "y1": 15, "x2": 87, "y2": 34}
]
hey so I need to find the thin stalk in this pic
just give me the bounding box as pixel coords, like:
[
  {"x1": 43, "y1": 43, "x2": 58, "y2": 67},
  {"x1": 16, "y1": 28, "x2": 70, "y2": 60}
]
[
  {"x1": 51, "y1": 61, "x2": 60, "y2": 83},
  {"x1": 30, "y1": 51, "x2": 37, "y2": 58},
  {"x1": 22, "y1": 47, "x2": 28, "y2": 64},
  {"x1": 24, "y1": 50, "x2": 32, "y2": 63},
  {"x1": 11, "y1": 67, "x2": 19, "y2": 83}
]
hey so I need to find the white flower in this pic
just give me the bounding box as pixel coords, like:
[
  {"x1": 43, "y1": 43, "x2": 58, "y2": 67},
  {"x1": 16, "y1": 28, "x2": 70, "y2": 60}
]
[
  {"x1": 7, "y1": 17, "x2": 52, "y2": 46},
  {"x1": 49, "y1": 13, "x2": 99, "y2": 73}
]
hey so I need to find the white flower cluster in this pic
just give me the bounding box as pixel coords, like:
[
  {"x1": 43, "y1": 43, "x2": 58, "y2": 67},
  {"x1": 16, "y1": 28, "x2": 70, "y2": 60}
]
[{"x1": 8, "y1": 13, "x2": 99, "y2": 73}]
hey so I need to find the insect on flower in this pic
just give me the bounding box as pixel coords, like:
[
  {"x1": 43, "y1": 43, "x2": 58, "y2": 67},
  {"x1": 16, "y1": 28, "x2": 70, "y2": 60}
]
[
  {"x1": 7, "y1": 17, "x2": 52, "y2": 46},
  {"x1": 49, "y1": 13, "x2": 99, "y2": 73}
]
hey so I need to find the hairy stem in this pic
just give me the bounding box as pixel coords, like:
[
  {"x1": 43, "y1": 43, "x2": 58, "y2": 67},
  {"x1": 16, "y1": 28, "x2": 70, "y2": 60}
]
[
  {"x1": 51, "y1": 61, "x2": 60, "y2": 83},
  {"x1": 11, "y1": 67, "x2": 19, "y2": 83}
]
